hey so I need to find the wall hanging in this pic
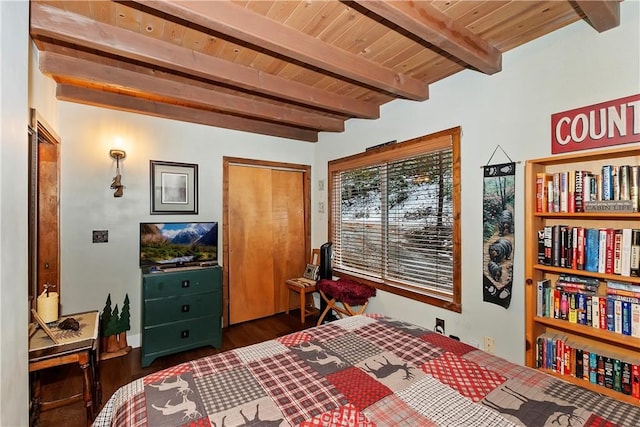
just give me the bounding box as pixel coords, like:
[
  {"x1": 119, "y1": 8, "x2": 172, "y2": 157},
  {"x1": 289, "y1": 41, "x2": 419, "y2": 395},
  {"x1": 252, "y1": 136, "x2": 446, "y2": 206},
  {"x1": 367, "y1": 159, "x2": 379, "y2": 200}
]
[{"x1": 482, "y1": 146, "x2": 517, "y2": 308}]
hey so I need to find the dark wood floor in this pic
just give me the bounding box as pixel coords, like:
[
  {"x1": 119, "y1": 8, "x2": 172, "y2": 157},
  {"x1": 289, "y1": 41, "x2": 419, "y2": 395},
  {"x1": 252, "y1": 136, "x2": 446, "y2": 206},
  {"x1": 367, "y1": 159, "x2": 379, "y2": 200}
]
[{"x1": 35, "y1": 312, "x2": 316, "y2": 427}]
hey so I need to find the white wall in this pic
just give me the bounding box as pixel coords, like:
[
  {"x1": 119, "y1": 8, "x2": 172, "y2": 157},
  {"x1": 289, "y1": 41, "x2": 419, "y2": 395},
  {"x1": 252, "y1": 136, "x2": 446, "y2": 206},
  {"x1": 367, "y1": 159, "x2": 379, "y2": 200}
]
[
  {"x1": 313, "y1": 0, "x2": 640, "y2": 364},
  {"x1": 0, "y1": 1, "x2": 30, "y2": 425},
  {"x1": 57, "y1": 106, "x2": 316, "y2": 345}
]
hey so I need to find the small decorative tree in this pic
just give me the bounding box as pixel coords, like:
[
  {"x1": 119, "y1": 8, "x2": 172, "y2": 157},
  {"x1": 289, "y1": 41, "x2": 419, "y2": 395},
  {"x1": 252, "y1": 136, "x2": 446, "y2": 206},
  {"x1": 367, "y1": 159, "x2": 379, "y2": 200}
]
[
  {"x1": 100, "y1": 294, "x2": 113, "y2": 350},
  {"x1": 118, "y1": 294, "x2": 131, "y2": 349},
  {"x1": 105, "y1": 304, "x2": 120, "y2": 353}
]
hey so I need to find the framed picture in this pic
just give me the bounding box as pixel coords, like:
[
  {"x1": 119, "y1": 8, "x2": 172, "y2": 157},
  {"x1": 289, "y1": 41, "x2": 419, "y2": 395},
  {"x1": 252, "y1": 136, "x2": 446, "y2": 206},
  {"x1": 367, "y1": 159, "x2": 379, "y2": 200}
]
[{"x1": 150, "y1": 161, "x2": 198, "y2": 214}]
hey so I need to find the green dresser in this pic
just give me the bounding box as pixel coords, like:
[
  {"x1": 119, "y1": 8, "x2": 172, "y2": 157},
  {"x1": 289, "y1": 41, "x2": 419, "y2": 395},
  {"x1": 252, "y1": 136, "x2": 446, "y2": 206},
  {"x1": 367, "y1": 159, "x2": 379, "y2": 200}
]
[{"x1": 141, "y1": 266, "x2": 222, "y2": 367}]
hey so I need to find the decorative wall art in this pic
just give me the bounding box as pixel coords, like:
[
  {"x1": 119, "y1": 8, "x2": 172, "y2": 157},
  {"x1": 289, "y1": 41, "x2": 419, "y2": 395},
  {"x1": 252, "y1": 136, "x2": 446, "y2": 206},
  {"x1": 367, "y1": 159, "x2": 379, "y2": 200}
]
[
  {"x1": 482, "y1": 149, "x2": 516, "y2": 308},
  {"x1": 150, "y1": 160, "x2": 198, "y2": 215}
]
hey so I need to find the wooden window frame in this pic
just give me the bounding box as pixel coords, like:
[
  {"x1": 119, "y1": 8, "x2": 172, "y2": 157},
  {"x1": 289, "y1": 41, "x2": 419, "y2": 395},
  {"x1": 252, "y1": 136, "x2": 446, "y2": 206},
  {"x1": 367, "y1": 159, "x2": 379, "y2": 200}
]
[{"x1": 327, "y1": 127, "x2": 461, "y2": 312}]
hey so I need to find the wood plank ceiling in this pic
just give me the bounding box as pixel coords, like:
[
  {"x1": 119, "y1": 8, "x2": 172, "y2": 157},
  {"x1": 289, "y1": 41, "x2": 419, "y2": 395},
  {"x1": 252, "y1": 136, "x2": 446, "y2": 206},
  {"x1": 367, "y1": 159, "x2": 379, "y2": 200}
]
[{"x1": 30, "y1": 1, "x2": 621, "y2": 142}]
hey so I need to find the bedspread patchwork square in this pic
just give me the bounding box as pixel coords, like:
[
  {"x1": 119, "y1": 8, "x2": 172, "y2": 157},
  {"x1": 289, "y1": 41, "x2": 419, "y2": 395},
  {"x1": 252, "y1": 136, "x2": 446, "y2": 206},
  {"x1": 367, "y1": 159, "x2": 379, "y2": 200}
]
[
  {"x1": 207, "y1": 396, "x2": 286, "y2": 427},
  {"x1": 327, "y1": 366, "x2": 392, "y2": 410},
  {"x1": 421, "y1": 333, "x2": 476, "y2": 356},
  {"x1": 145, "y1": 373, "x2": 207, "y2": 426},
  {"x1": 249, "y1": 352, "x2": 346, "y2": 425},
  {"x1": 299, "y1": 403, "x2": 374, "y2": 427},
  {"x1": 234, "y1": 339, "x2": 289, "y2": 363},
  {"x1": 190, "y1": 351, "x2": 242, "y2": 379},
  {"x1": 379, "y1": 318, "x2": 431, "y2": 337},
  {"x1": 422, "y1": 352, "x2": 505, "y2": 402},
  {"x1": 482, "y1": 381, "x2": 593, "y2": 427},
  {"x1": 356, "y1": 323, "x2": 443, "y2": 365},
  {"x1": 363, "y1": 395, "x2": 436, "y2": 427},
  {"x1": 357, "y1": 351, "x2": 425, "y2": 392},
  {"x1": 306, "y1": 322, "x2": 349, "y2": 343},
  {"x1": 323, "y1": 332, "x2": 382, "y2": 365},
  {"x1": 144, "y1": 363, "x2": 192, "y2": 385},
  {"x1": 397, "y1": 375, "x2": 516, "y2": 427},
  {"x1": 112, "y1": 391, "x2": 148, "y2": 427},
  {"x1": 194, "y1": 366, "x2": 267, "y2": 413},
  {"x1": 291, "y1": 341, "x2": 349, "y2": 376},
  {"x1": 278, "y1": 330, "x2": 314, "y2": 347}
]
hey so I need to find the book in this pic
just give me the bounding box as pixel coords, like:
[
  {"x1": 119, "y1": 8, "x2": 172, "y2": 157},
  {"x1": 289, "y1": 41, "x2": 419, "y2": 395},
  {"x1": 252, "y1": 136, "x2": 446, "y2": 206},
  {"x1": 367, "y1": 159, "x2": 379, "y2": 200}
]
[
  {"x1": 536, "y1": 173, "x2": 551, "y2": 212},
  {"x1": 598, "y1": 228, "x2": 608, "y2": 274},
  {"x1": 560, "y1": 225, "x2": 570, "y2": 268},
  {"x1": 576, "y1": 227, "x2": 586, "y2": 270},
  {"x1": 543, "y1": 226, "x2": 553, "y2": 265},
  {"x1": 613, "y1": 357, "x2": 622, "y2": 392},
  {"x1": 614, "y1": 299, "x2": 623, "y2": 334},
  {"x1": 537, "y1": 279, "x2": 551, "y2": 317},
  {"x1": 619, "y1": 165, "x2": 631, "y2": 201},
  {"x1": 604, "y1": 228, "x2": 615, "y2": 274},
  {"x1": 599, "y1": 297, "x2": 607, "y2": 329},
  {"x1": 568, "y1": 170, "x2": 575, "y2": 212},
  {"x1": 558, "y1": 273, "x2": 599, "y2": 286},
  {"x1": 632, "y1": 364, "x2": 640, "y2": 398},
  {"x1": 574, "y1": 170, "x2": 587, "y2": 212},
  {"x1": 537, "y1": 229, "x2": 545, "y2": 265},
  {"x1": 621, "y1": 228, "x2": 633, "y2": 276},
  {"x1": 548, "y1": 178, "x2": 556, "y2": 213},
  {"x1": 592, "y1": 296, "x2": 600, "y2": 328},
  {"x1": 585, "y1": 228, "x2": 600, "y2": 272},
  {"x1": 622, "y1": 301, "x2": 632, "y2": 335},
  {"x1": 612, "y1": 165, "x2": 620, "y2": 201},
  {"x1": 606, "y1": 297, "x2": 615, "y2": 331},
  {"x1": 553, "y1": 225, "x2": 562, "y2": 267},
  {"x1": 630, "y1": 165, "x2": 639, "y2": 212},
  {"x1": 631, "y1": 229, "x2": 640, "y2": 277},
  {"x1": 632, "y1": 303, "x2": 640, "y2": 338},
  {"x1": 613, "y1": 229, "x2": 623, "y2": 275},
  {"x1": 602, "y1": 165, "x2": 613, "y2": 201},
  {"x1": 560, "y1": 171, "x2": 568, "y2": 212},
  {"x1": 553, "y1": 173, "x2": 561, "y2": 212},
  {"x1": 606, "y1": 279, "x2": 640, "y2": 292},
  {"x1": 622, "y1": 361, "x2": 633, "y2": 395}
]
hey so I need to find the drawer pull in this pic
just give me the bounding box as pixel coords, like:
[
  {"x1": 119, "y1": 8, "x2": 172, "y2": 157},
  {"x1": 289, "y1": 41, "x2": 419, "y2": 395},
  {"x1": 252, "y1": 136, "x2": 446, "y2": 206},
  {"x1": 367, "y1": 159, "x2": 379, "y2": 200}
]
[
  {"x1": 181, "y1": 280, "x2": 190, "y2": 288},
  {"x1": 181, "y1": 330, "x2": 190, "y2": 338},
  {"x1": 181, "y1": 304, "x2": 190, "y2": 313}
]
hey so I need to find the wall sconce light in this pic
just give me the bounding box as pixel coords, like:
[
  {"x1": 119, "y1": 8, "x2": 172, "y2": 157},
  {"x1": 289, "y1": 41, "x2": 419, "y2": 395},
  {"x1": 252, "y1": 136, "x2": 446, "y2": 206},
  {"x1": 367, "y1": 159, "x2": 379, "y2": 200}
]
[{"x1": 109, "y1": 149, "x2": 126, "y2": 197}]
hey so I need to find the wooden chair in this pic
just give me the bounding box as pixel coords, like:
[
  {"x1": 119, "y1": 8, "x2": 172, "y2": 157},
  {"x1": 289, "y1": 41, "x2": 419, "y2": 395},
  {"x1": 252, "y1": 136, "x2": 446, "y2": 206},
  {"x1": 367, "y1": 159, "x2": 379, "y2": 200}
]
[{"x1": 285, "y1": 249, "x2": 320, "y2": 323}]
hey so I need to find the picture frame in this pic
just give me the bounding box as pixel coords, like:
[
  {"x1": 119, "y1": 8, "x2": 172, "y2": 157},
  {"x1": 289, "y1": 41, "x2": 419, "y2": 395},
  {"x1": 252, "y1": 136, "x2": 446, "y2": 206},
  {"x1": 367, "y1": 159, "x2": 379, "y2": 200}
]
[{"x1": 150, "y1": 161, "x2": 198, "y2": 214}]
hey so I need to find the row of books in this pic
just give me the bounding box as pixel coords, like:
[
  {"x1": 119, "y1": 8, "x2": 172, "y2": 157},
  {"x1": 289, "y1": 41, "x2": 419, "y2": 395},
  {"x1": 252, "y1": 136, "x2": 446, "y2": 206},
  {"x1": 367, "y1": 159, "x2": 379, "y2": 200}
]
[
  {"x1": 537, "y1": 276, "x2": 640, "y2": 337},
  {"x1": 536, "y1": 332, "x2": 640, "y2": 399},
  {"x1": 535, "y1": 165, "x2": 640, "y2": 213},
  {"x1": 537, "y1": 226, "x2": 640, "y2": 276}
]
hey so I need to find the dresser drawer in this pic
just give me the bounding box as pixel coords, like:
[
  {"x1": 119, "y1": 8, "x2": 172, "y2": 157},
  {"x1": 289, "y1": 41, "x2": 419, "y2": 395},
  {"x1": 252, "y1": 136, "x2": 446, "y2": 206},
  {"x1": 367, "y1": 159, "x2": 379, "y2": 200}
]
[
  {"x1": 142, "y1": 316, "x2": 221, "y2": 355},
  {"x1": 144, "y1": 291, "x2": 220, "y2": 326},
  {"x1": 143, "y1": 267, "x2": 220, "y2": 298}
]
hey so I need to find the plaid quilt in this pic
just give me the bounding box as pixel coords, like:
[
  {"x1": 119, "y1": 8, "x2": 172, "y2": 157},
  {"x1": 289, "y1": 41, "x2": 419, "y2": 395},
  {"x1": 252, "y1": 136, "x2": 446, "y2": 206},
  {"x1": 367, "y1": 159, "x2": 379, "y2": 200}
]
[{"x1": 93, "y1": 315, "x2": 640, "y2": 426}]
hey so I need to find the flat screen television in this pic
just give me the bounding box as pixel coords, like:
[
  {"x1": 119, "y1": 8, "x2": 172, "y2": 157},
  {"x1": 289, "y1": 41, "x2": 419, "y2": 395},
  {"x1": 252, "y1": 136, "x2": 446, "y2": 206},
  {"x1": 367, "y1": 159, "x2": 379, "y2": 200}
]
[{"x1": 139, "y1": 222, "x2": 218, "y2": 268}]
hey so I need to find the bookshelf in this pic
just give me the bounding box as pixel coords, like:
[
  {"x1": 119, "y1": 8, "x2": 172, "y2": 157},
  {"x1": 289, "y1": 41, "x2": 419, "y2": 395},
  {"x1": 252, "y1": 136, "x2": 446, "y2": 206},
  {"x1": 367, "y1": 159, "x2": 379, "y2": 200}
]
[{"x1": 525, "y1": 145, "x2": 640, "y2": 405}]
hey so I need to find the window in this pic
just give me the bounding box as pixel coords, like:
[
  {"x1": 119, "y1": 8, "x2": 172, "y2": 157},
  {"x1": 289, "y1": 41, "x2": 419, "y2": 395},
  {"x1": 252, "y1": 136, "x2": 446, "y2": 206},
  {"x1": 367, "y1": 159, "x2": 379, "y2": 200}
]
[{"x1": 328, "y1": 127, "x2": 461, "y2": 312}]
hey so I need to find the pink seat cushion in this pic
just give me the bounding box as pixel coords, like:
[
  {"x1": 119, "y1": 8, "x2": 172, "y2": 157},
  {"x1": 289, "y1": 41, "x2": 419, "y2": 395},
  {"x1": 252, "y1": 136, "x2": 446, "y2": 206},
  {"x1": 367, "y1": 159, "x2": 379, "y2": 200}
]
[{"x1": 316, "y1": 279, "x2": 376, "y2": 306}]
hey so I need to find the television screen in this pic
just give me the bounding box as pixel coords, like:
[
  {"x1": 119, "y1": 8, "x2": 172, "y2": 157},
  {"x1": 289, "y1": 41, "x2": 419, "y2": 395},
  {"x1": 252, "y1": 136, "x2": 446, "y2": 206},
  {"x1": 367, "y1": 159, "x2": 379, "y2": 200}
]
[{"x1": 140, "y1": 222, "x2": 218, "y2": 268}]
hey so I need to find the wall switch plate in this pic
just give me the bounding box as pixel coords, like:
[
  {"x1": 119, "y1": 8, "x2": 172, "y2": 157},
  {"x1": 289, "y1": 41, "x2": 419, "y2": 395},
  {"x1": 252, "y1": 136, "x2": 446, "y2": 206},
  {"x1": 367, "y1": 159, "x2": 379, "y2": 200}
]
[
  {"x1": 318, "y1": 179, "x2": 325, "y2": 191},
  {"x1": 435, "y1": 318, "x2": 445, "y2": 335},
  {"x1": 318, "y1": 201, "x2": 325, "y2": 213},
  {"x1": 93, "y1": 230, "x2": 108, "y2": 243}
]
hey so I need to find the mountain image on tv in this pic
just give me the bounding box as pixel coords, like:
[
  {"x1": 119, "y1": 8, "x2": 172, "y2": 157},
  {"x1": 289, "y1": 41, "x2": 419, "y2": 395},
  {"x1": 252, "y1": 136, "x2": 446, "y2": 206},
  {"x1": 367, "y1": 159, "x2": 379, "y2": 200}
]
[{"x1": 140, "y1": 222, "x2": 218, "y2": 266}]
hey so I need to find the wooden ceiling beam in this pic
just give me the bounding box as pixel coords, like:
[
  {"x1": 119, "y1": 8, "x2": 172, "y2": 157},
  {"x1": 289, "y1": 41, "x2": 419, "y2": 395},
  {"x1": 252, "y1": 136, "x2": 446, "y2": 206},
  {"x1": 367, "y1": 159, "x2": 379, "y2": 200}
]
[
  {"x1": 30, "y1": 2, "x2": 379, "y2": 120},
  {"x1": 56, "y1": 84, "x2": 318, "y2": 142},
  {"x1": 575, "y1": 0, "x2": 620, "y2": 33},
  {"x1": 39, "y1": 51, "x2": 344, "y2": 132},
  {"x1": 353, "y1": 0, "x2": 502, "y2": 75},
  {"x1": 134, "y1": 0, "x2": 429, "y2": 100}
]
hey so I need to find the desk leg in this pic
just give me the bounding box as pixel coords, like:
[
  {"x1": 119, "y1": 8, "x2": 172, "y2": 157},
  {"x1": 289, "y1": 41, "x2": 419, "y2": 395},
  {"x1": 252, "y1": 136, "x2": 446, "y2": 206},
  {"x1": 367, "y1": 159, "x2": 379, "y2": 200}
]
[
  {"x1": 91, "y1": 348, "x2": 102, "y2": 407},
  {"x1": 31, "y1": 371, "x2": 42, "y2": 425},
  {"x1": 78, "y1": 352, "x2": 93, "y2": 425}
]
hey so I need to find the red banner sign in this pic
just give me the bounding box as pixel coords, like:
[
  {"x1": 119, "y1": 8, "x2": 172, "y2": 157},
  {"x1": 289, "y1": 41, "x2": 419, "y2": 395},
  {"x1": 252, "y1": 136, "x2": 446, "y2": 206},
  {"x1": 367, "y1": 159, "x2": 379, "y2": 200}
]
[{"x1": 551, "y1": 94, "x2": 640, "y2": 154}]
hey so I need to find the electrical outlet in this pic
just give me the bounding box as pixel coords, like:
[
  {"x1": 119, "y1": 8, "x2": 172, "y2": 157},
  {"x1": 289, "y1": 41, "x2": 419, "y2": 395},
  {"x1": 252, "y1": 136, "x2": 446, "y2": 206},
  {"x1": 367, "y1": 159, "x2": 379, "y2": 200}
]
[
  {"x1": 484, "y1": 336, "x2": 495, "y2": 354},
  {"x1": 435, "y1": 318, "x2": 445, "y2": 335},
  {"x1": 318, "y1": 201, "x2": 325, "y2": 213}
]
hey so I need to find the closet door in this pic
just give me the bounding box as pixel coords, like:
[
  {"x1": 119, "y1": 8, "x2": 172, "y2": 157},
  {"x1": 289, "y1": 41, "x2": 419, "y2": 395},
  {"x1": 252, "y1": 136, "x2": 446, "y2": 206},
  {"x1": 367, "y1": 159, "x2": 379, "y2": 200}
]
[{"x1": 227, "y1": 163, "x2": 307, "y2": 325}]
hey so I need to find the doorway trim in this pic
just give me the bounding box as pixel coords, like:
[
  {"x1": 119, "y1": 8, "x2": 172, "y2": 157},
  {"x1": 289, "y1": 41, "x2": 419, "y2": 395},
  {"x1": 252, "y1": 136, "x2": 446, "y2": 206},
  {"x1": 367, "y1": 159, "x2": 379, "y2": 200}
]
[{"x1": 222, "y1": 157, "x2": 311, "y2": 327}]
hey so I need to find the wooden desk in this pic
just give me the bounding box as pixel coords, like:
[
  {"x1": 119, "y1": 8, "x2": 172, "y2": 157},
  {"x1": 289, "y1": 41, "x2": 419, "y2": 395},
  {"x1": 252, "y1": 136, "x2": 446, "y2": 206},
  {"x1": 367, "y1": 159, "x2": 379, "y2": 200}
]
[{"x1": 29, "y1": 311, "x2": 101, "y2": 426}]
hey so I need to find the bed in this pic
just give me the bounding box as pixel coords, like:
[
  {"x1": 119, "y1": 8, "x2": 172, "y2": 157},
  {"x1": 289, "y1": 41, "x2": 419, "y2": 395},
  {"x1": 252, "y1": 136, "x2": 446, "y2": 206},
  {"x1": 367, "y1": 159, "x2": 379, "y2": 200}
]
[{"x1": 94, "y1": 314, "x2": 640, "y2": 426}]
